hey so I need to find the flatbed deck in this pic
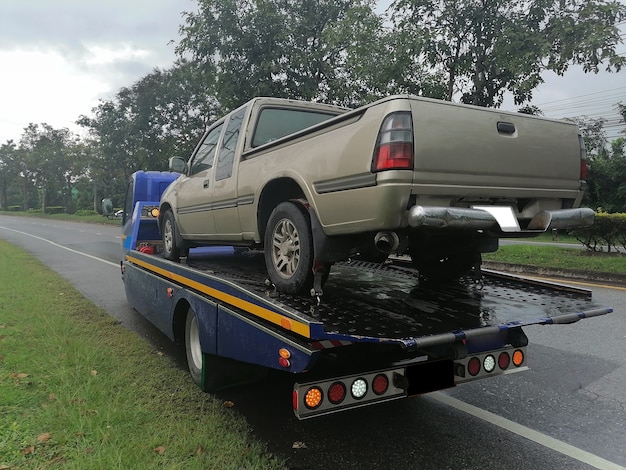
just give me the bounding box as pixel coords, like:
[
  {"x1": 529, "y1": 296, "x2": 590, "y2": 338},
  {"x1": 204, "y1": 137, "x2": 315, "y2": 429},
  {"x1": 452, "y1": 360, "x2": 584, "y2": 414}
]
[{"x1": 126, "y1": 248, "x2": 610, "y2": 350}]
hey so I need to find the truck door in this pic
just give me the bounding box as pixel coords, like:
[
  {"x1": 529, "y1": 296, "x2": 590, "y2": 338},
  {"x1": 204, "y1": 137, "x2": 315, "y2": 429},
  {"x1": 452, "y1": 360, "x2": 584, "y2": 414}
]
[
  {"x1": 176, "y1": 123, "x2": 224, "y2": 238},
  {"x1": 212, "y1": 106, "x2": 247, "y2": 240}
]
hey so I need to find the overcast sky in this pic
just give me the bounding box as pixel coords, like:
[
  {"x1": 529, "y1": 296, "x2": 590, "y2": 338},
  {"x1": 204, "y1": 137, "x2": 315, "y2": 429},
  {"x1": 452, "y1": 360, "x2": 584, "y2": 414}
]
[{"x1": 0, "y1": 0, "x2": 624, "y2": 145}]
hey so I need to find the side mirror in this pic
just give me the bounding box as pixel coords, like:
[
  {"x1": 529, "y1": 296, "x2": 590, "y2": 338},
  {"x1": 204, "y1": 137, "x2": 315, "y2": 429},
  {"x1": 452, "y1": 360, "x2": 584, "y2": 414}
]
[
  {"x1": 102, "y1": 198, "x2": 113, "y2": 216},
  {"x1": 169, "y1": 157, "x2": 187, "y2": 174}
]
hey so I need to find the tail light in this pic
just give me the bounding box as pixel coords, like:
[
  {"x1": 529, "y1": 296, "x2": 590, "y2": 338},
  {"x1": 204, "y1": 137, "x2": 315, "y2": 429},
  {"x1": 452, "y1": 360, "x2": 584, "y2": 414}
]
[
  {"x1": 579, "y1": 134, "x2": 588, "y2": 180},
  {"x1": 372, "y1": 112, "x2": 414, "y2": 171}
]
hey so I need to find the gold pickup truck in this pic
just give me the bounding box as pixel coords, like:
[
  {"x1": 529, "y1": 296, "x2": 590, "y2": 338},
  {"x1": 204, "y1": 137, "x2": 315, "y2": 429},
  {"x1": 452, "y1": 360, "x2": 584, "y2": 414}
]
[{"x1": 159, "y1": 95, "x2": 593, "y2": 295}]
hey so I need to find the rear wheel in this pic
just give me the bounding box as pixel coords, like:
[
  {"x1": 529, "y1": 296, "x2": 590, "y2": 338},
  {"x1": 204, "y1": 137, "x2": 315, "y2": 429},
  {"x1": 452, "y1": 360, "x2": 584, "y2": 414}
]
[
  {"x1": 264, "y1": 202, "x2": 315, "y2": 295},
  {"x1": 184, "y1": 306, "x2": 267, "y2": 392}
]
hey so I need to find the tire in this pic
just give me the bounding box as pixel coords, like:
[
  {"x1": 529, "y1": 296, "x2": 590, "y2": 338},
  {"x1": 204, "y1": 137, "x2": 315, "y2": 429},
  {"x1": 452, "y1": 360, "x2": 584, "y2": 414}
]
[
  {"x1": 162, "y1": 210, "x2": 181, "y2": 261},
  {"x1": 185, "y1": 308, "x2": 206, "y2": 389},
  {"x1": 184, "y1": 306, "x2": 268, "y2": 392},
  {"x1": 264, "y1": 201, "x2": 315, "y2": 295}
]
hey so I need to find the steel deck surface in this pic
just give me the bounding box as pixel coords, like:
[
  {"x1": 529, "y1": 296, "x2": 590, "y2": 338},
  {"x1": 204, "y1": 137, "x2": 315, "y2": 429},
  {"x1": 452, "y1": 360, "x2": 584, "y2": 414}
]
[{"x1": 183, "y1": 250, "x2": 606, "y2": 341}]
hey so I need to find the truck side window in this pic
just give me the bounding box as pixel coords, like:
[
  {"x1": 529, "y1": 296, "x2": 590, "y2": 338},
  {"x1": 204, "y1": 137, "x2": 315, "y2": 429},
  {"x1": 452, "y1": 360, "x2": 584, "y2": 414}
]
[
  {"x1": 252, "y1": 108, "x2": 336, "y2": 148},
  {"x1": 215, "y1": 107, "x2": 246, "y2": 181},
  {"x1": 190, "y1": 124, "x2": 223, "y2": 176}
]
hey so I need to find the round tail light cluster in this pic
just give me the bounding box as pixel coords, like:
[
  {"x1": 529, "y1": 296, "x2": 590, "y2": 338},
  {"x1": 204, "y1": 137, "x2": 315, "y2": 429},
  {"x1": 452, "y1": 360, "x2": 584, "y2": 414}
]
[{"x1": 468, "y1": 349, "x2": 525, "y2": 377}]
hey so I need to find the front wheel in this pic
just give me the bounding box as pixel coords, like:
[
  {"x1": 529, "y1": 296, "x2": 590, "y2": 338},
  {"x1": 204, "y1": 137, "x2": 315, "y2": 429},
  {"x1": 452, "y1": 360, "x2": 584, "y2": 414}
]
[
  {"x1": 162, "y1": 210, "x2": 184, "y2": 261},
  {"x1": 264, "y1": 202, "x2": 315, "y2": 295}
]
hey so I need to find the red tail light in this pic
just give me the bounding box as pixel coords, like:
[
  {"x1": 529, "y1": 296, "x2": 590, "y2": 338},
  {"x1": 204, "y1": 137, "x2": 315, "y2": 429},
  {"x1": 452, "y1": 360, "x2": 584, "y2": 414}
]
[{"x1": 372, "y1": 112, "x2": 414, "y2": 171}]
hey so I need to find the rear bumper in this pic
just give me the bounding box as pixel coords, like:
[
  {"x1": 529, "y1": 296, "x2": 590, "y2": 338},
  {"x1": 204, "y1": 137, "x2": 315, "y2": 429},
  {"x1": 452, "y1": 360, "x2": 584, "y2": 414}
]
[{"x1": 407, "y1": 206, "x2": 595, "y2": 233}]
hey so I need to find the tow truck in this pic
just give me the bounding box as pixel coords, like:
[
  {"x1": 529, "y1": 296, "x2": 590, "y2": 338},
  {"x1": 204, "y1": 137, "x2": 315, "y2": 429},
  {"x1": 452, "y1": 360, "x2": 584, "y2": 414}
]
[{"x1": 120, "y1": 171, "x2": 612, "y2": 419}]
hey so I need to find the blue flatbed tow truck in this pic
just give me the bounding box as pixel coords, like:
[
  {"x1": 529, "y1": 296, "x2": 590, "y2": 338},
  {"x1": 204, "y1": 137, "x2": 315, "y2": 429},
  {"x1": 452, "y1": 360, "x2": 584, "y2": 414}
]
[{"x1": 120, "y1": 171, "x2": 612, "y2": 419}]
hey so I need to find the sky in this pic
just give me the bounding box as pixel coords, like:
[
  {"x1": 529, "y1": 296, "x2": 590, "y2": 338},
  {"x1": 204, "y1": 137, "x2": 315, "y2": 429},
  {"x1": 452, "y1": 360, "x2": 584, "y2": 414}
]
[{"x1": 0, "y1": 0, "x2": 624, "y2": 145}]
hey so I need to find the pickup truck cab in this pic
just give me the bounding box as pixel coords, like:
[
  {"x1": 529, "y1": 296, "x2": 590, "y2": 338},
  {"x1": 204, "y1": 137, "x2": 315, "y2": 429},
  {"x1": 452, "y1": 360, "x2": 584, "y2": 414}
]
[{"x1": 159, "y1": 96, "x2": 593, "y2": 295}]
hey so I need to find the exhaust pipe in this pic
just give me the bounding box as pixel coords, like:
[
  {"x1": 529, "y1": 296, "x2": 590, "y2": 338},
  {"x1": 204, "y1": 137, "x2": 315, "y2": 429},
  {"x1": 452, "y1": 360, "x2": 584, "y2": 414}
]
[{"x1": 374, "y1": 231, "x2": 400, "y2": 254}]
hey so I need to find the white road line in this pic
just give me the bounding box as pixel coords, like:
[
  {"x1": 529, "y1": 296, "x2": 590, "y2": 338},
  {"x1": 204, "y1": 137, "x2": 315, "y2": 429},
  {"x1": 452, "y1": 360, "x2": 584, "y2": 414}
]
[
  {"x1": 0, "y1": 226, "x2": 119, "y2": 268},
  {"x1": 431, "y1": 392, "x2": 626, "y2": 470}
]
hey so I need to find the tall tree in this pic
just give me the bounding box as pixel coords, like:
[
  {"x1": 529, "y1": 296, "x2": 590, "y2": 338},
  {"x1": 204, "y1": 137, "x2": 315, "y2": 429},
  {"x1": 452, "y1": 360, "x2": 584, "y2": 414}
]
[
  {"x1": 0, "y1": 141, "x2": 20, "y2": 210},
  {"x1": 177, "y1": 0, "x2": 386, "y2": 108},
  {"x1": 389, "y1": 0, "x2": 626, "y2": 107}
]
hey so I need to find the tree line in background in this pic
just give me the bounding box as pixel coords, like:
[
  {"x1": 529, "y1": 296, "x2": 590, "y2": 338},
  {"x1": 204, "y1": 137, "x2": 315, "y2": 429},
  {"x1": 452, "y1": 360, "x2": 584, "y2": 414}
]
[{"x1": 1, "y1": 0, "x2": 625, "y2": 214}]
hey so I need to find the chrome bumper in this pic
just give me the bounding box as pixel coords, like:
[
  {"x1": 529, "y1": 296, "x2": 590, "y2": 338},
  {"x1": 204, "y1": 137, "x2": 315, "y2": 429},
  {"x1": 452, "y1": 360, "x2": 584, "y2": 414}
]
[{"x1": 407, "y1": 206, "x2": 595, "y2": 233}]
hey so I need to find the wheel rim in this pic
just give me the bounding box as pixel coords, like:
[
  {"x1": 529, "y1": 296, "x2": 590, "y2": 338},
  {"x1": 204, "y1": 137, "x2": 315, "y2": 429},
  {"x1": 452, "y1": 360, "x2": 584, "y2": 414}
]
[
  {"x1": 164, "y1": 218, "x2": 174, "y2": 253},
  {"x1": 271, "y1": 217, "x2": 301, "y2": 280},
  {"x1": 189, "y1": 315, "x2": 202, "y2": 372}
]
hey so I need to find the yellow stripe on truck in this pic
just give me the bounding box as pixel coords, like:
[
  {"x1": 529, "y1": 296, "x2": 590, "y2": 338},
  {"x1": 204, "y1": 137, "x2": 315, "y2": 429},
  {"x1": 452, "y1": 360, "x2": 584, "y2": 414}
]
[{"x1": 126, "y1": 255, "x2": 311, "y2": 338}]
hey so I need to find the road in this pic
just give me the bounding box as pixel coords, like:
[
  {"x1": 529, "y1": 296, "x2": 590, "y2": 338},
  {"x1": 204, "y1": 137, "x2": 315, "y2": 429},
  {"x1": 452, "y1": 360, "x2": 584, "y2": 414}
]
[{"x1": 1, "y1": 214, "x2": 625, "y2": 470}]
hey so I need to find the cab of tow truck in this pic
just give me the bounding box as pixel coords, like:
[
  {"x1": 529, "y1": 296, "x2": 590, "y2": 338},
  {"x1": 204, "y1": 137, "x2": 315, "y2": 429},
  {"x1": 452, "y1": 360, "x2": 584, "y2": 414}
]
[{"x1": 121, "y1": 171, "x2": 180, "y2": 251}]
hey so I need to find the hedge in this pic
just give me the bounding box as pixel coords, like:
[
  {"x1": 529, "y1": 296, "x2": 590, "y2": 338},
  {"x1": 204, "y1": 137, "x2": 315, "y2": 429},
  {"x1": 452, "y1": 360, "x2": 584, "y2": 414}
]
[{"x1": 570, "y1": 212, "x2": 626, "y2": 253}]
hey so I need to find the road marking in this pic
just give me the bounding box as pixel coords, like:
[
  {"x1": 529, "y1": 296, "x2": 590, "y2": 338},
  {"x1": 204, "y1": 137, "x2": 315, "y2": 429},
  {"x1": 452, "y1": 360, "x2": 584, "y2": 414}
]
[
  {"x1": 431, "y1": 392, "x2": 626, "y2": 470},
  {"x1": 0, "y1": 226, "x2": 119, "y2": 268}
]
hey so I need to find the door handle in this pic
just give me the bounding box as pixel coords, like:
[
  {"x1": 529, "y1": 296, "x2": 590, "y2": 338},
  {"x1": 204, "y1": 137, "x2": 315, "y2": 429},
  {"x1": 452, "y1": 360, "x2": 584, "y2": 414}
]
[{"x1": 203, "y1": 180, "x2": 209, "y2": 189}]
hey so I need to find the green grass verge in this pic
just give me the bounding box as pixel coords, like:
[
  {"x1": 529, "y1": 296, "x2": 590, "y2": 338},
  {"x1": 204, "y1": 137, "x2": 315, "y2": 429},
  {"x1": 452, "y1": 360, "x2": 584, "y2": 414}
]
[
  {"x1": 0, "y1": 240, "x2": 284, "y2": 470},
  {"x1": 0, "y1": 210, "x2": 121, "y2": 226},
  {"x1": 484, "y1": 244, "x2": 626, "y2": 275}
]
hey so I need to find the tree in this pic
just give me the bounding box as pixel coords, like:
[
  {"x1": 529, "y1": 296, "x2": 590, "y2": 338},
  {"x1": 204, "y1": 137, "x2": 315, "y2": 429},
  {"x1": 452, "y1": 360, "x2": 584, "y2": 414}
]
[
  {"x1": 573, "y1": 112, "x2": 626, "y2": 212},
  {"x1": 0, "y1": 141, "x2": 20, "y2": 209},
  {"x1": 389, "y1": 0, "x2": 626, "y2": 107},
  {"x1": 177, "y1": 0, "x2": 386, "y2": 108}
]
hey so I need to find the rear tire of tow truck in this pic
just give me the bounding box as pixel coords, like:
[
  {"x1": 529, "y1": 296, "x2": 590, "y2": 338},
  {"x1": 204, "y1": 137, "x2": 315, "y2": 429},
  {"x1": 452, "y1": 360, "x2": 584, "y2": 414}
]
[
  {"x1": 162, "y1": 210, "x2": 183, "y2": 261},
  {"x1": 264, "y1": 201, "x2": 315, "y2": 295},
  {"x1": 184, "y1": 307, "x2": 268, "y2": 392}
]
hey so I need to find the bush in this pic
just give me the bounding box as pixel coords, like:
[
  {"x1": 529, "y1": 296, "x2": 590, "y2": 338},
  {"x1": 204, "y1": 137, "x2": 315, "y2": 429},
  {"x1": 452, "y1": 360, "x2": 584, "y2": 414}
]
[
  {"x1": 7, "y1": 206, "x2": 21, "y2": 211},
  {"x1": 570, "y1": 212, "x2": 626, "y2": 252},
  {"x1": 45, "y1": 206, "x2": 66, "y2": 214}
]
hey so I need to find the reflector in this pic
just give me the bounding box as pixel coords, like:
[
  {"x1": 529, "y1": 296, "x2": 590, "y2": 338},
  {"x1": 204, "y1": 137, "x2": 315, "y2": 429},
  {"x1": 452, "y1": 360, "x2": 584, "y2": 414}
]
[{"x1": 351, "y1": 378, "x2": 368, "y2": 399}]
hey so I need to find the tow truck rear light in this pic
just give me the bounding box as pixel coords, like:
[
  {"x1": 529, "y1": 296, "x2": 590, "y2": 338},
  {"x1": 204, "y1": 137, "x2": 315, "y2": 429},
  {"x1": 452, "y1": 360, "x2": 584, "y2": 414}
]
[
  {"x1": 455, "y1": 346, "x2": 528, "y2": 384},
  {"x1": 483, "y1": 355, "x2": 496, "y2": 373},
  {"x1": 304, "y1": 387, "x2": 323, "y2": 409},
  {"x1": 372, "y1": 373, "x2": 389, "y2": 395},
  {"x1": 351, "y1": 378, "x2": 368, "y2": 399},
  {"x1": 372, "y1": 112, "x2": 414, "y2": 171},
  {"x1": 294, "y1": 368, "x2": 406, "y2": 419},
  {"x1": 468, "y1": 357, "x2": 481, "y2": 376},
  {"x1": 512, "y1": 349, "x2": 524, "y2": 367},
  {"x1": 328, "y1": 382, "x2": 347, "y2": 404},
  {"x1": 498, "y1": 352, "x2": 510, "y2": 370}
]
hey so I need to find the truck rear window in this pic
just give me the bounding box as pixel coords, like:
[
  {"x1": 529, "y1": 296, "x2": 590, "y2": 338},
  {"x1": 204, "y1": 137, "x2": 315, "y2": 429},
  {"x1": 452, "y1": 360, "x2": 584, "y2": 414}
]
[{"x1": 252, "y1": 108, "x2": 337, "y2": 148}]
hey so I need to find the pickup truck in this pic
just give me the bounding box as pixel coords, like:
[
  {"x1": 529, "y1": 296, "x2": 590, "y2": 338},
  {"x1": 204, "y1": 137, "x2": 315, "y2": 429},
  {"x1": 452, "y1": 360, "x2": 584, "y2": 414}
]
[{"x1": 159, "y1": 95, "x2": 593, "y2": 295}]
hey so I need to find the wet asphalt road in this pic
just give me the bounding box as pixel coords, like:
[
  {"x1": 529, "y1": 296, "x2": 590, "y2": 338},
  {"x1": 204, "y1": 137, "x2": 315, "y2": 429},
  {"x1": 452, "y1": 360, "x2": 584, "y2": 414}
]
[{"x1": 1, "y1": 215, "x2": 625, "y2": 470}]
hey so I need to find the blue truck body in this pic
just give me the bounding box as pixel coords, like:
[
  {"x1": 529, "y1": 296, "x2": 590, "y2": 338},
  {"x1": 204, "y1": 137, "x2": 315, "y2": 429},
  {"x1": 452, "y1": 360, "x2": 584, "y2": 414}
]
[{"x1": 120, "y1": 171, "x2": 612, "y2": 419}]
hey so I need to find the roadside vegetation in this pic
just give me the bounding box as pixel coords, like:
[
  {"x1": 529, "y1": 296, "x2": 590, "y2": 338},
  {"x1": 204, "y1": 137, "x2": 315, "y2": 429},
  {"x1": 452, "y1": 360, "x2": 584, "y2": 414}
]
[{"x1": 0, "y1": 240, "x2": 284, "y2": 470}]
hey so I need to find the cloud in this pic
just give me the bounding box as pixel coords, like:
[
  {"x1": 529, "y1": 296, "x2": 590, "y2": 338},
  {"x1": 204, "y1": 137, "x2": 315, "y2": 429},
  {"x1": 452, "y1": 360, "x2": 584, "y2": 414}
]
[{"x1": 0, "y1": 0, "x2": 189, "y2": 142}]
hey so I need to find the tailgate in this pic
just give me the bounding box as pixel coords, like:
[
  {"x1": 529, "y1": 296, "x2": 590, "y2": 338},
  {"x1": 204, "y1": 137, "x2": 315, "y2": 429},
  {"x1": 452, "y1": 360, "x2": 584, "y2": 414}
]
[{"x1": 409, "y1": 98, "x2": 581, "y2": 193}]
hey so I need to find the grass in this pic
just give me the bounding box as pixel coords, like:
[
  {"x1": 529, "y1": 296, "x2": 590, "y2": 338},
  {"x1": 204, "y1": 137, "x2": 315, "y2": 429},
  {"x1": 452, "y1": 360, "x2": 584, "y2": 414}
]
[
  {"x1": 0, "y1": 240, "x2": 285, "y2": 470},
  {"x1": 0, "y1": 210, "x2": 121, "y2": 226},
  {"x1": 484, "y1": 244, "x2": 626, "y2": 275}
]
